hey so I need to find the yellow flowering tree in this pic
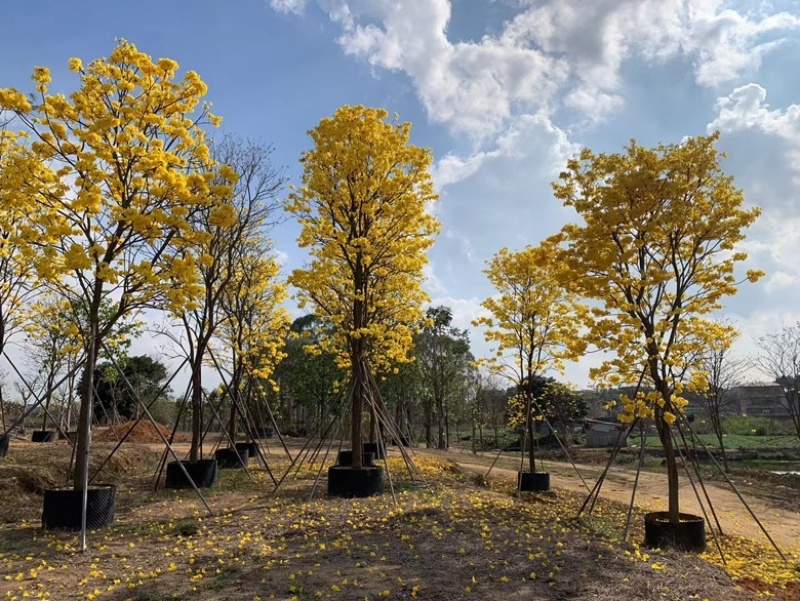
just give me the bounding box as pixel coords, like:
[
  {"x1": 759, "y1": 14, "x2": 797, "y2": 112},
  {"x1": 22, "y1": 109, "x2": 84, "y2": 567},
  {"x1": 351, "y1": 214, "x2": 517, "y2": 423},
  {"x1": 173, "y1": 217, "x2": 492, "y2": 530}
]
[
  {"x1": 0, "y1": 128, "x2": 44, "y2": 358},
  {"x1": 287, "y1": 105, "x2": 439, "y2": 470},
  {"x1": 0, "y1": 40, "x2": 233, "y2": 489},
  {"x1": 22, "y1": 291, "x2": 141, "y2": 430},
  {"x1": 218, "y1": 244, "x2": 289, "y2": 444},
  {"x1": 553, "y1": 132, "x2": 762, "y2": 523},
  {"x1": 164, "y1": 136, "x2": 285, "y2": 463},
  {"x1": 474, "y1": 239, "x2": 585, "y2": 473}
]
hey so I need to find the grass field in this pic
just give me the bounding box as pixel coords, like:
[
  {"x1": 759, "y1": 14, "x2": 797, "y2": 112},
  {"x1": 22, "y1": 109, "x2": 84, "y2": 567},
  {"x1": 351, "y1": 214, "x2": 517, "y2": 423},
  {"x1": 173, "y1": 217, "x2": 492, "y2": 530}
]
[{"x1": 641, "y1": 434, "x2": 800, "y2": 450}]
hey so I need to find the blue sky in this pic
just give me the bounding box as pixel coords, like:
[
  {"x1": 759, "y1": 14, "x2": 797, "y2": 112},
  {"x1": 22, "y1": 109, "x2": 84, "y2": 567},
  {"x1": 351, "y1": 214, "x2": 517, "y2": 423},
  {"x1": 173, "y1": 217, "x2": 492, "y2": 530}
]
[{"x1": 2, "y1": 0, "x2": 800, "y2": 390}]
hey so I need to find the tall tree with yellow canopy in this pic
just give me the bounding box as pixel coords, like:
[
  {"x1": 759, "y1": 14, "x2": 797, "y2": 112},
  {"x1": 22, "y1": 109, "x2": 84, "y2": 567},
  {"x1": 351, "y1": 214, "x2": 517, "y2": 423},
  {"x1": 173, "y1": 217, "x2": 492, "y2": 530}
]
[{"x1": 287, "y1": 105, "x2": 439, "y2": 474}]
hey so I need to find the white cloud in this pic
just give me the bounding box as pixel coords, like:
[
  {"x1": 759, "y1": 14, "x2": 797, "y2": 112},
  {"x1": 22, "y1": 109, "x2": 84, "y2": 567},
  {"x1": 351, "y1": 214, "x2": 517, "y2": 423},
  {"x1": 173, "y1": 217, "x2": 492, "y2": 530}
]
[
  {"x1": 709, "y1": 85, "x2": 800, "y2": 208},
  {"x1": 431, "y1": 151, "x2": 495, "y2": 190},
  {"x1": 270, "y1": 0, "x2": 306, "y2": 15},
  {"x1": 764, "y1": 271, "x2": 798, "y2": 293},
  {"x1": 426, "y1": 295, "x2": 487, "y2": 334},
  {"x1": 327, "y1": 0, "x2": 568, "y2": 141},
  {"x1": 422, "y1": 262, "x2": 446, "y2": 296},
  {"x1": 265, "y1": 0, "x2": 800, "y2": 389},
  {"x1": 432, "y1": 111, "x2": 579, "y2": 189},
  {"x1": 710, "y1": 83, "x2": 800, "y2": 135},
  {"x1": 295, "y1": 1, "x2": 800, "y2": 138}
]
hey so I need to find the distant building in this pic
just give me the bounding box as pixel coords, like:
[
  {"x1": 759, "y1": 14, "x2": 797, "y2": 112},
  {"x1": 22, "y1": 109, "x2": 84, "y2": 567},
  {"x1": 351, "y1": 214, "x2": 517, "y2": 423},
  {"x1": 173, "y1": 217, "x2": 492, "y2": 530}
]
[
  {"x1": 583, "y1": 418, "x2": 629, "y2": 448},
  {"x1": 727, "y1": 382, "x2": 791, "y2": 419}
]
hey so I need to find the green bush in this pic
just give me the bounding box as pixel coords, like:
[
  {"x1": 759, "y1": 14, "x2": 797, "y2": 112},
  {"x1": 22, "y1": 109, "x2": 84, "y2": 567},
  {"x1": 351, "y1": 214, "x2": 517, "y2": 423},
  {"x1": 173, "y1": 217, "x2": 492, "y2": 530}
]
[
  {"x1": 723, "y1": 415, "x2": 789, "y2": 436},
  {"x1": 690, "y1": 418, "x2": 715, "y2": 435}
]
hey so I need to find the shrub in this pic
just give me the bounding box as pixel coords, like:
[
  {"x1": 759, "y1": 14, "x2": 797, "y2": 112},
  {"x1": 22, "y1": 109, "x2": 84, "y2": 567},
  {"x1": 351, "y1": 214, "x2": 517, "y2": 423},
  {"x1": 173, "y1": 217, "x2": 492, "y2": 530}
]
[{"x1": 723, "y1": 415, "x2": 789, "y2": 436}]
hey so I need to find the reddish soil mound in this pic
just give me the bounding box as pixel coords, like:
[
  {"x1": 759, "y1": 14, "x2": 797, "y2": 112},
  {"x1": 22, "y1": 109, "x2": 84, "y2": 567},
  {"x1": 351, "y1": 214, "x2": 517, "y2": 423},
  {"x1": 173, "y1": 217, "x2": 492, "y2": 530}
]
[{"x1": 95, "y1": 420, "x2": 187, "y2": 443}]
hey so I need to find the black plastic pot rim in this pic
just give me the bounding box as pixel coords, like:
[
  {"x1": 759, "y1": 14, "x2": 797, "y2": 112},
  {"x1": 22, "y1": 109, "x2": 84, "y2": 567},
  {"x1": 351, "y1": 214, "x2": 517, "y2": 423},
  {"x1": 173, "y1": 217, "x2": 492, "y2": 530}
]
[
  {"x1": 45, "y1": 483, "x2": 116, "y2": 492},
  {"x1": 645, "y1": 511, "x2": 704, "y2": 524}
]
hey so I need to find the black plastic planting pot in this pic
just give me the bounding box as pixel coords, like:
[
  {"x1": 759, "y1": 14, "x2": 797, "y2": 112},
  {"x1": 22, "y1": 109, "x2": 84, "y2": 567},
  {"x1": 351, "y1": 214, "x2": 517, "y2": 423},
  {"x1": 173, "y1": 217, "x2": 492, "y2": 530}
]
[
  {"x1": 235, "y1": 442, "x2": 259, "y2": 460},
  {"x1": 58, "y1": 431, "x2": 78, "y2": 442},
  {"x1": 362, "y1": 442, "x2": 386, "y2": 460},
  {"x1": 164, "y1": 459, "x2": 218, "y2": 489},
  {"x1": 250, "y1": 426, "x2": 274, "y2": 439},
  {"x1": 335, "y1": 450, "x2": 376, "y2": 467},
  {"x1": 31, "y1": 430, "x2": 56, "y2": 443},
  {"x1": 214, "y1": 447, "x2": 249, "y2": 469},
  {"x1": 517, "y1": 471, "x2": 550, "y2": 492},
  {"x1": 328, "y1": 465, "x2": 385, "y2": 498},
  {"x1": 42, "y1": 484, "x2": 116, "y2": 530},
  {"x1": 0, "y1": 434, "x2": 9, "y2": 457},
  {"x1": 644, "y1": 511, "x2": 706, "y2": 552}
]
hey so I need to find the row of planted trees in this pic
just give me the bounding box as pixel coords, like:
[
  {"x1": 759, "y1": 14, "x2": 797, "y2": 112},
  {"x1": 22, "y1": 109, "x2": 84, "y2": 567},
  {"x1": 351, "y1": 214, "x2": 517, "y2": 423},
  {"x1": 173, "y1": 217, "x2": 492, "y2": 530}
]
[
  {"x1": 1, "y1": 40, "x2": 766, "y2": 549},
  {"x1": 0, "y1": 41, "x2": 289, "y2": 526},
  {"x1": 471, "y1": 134, "x2": 762, "y2": 543}
]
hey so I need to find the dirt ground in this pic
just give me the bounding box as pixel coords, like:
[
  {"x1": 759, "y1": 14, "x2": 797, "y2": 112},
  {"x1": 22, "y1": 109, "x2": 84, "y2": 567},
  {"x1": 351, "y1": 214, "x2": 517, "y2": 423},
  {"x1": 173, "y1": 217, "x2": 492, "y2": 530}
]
[
  {"x1": 0, "y1": 438, "x2": 798, "y2": 601},
  {"x1": 424, "y1": 448, "x2": 800, "y2": 551}
]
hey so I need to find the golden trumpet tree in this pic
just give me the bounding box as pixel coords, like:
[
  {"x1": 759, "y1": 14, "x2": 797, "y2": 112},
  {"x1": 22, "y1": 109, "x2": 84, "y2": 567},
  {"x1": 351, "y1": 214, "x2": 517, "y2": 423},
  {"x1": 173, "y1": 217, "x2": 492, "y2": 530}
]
[
  {"x1": 0, "y1": 128, "x2": 45, "y2": 355},
  {"x1": 165, "y1": 136, "x2": 285, "y2": 462},
  {"x1": 0, "y1": 40, "x2": 234, "y2": 490},
  {"x1": 287, "y1": 105, "x2": 439, "y2": 469},
  {"x1": 474, "y1": 239, "x2": 585, "y2": 473},
  {"x1": 218, "y1": 244, "x2": 289, "y2": 443},
  {"x1": 553, "y1": 132, "x2": 762, "y2": 523}
]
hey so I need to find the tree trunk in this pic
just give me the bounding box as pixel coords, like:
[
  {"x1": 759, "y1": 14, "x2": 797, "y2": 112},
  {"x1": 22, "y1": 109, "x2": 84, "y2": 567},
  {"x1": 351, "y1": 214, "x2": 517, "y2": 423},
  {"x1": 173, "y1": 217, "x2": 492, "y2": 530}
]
[
  {"x1": 471, "y1": 421, "x2": 477, "y2": 454},
  {"x1": 445, "y1": 402, "x2": 451, "y2": 448},
  {"x1": 527, "y1": 419, "x2": 536, "y2": 473},
  {"x1": 710, "y1": 414, "x2": 729, "y2": 473},
  {"x1": 228, "y1": 399, "x2": 237, "y2": 450},
  {"x1": 437, "y1": 397, "x2": 446, "y2": 449},
  {"x1": 189, "y1": 364, "x2": 203, "y2": 463},
  {"x1": 351, "y1": 356, "x2": 366, "y2": 470},
  {"x1": 424, "y1": 408, "x2": 433, "y2": 448},
  {"x1": 0, "y1": 383, "x2": 6, "y2": 431},
  {"x1": 369, "y1": 402, "x2": 377, "y2": 443},
  {"x1": 74, "y1": 320, "x2": 100, "y2": 491},
  {"x1": 656, "y1": 415, "x2": 680, "y2": 523}
]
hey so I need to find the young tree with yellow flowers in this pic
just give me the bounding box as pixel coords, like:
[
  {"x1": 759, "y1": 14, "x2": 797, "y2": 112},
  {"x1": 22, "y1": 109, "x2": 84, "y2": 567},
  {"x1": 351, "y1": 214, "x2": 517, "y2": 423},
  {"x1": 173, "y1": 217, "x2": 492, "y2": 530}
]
[
  {"x1": 0, "y1": 41, "x2": 235, "y2": 502},
  {"x1": 164, "y1": 135, "x2": 285, "y2": 467},
  {"x1": 553, "y1": 132, "x2": 762, "y2": 533},
  {"x1": 0, "y1": 128, "x2": 43, "y2": 359},
  {"x1": 287, "y1": 105, "x2": 439, "y2": 477},
  {"x1": 218, "y1": 243, "x2": 289, "y2": 448},
  {"x1": 474, "y1": 239, "x2": 585, "y2": 480}
]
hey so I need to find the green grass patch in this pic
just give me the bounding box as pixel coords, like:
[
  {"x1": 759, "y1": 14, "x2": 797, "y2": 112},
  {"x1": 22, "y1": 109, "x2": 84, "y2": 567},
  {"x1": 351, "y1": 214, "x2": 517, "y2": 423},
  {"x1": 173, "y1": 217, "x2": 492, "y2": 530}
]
[{"x1": 644, "y1": 434, "x2": 799, "y2": 449}]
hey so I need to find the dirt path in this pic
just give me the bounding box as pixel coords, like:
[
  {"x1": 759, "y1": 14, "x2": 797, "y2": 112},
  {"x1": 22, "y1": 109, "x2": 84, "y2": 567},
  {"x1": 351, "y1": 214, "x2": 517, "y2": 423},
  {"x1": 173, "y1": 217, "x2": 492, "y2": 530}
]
[{"x1": 420, "y1": 448, "x2": 800, "y2": 551}]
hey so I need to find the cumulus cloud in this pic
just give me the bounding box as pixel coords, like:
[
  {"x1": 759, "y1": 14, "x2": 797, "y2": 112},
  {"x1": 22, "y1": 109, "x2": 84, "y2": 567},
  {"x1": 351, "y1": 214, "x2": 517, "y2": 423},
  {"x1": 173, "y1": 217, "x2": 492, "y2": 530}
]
[
  {"x1": 709, "y1": 84, "x2": 800, "y2": 230},
  {"x1": 284, "y1": 0, "x2": 800, "y2": 138},
  {"x1": 327, "y1": 0, "x2": 568, "y2": 141},
  {"x1": 426, "y1": 295, "x2": 487, "y2": 334},
  {"x1": 710, "y1": 83, "x2": 800, "y2": 135},
  {"x1": 270, "y1": 0, "x2": 306, "y2": 15},
  {"x1": 266, "y1": 0, "x2": 800, "y2": 386}
]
